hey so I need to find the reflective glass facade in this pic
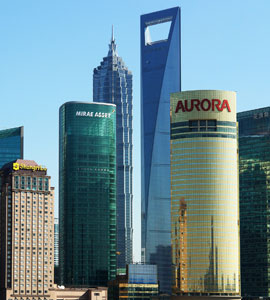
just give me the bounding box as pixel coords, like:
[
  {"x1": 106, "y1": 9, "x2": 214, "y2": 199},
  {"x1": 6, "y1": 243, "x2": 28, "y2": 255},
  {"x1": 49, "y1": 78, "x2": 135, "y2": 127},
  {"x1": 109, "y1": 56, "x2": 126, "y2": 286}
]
[
  {"x1": 110, "y1": 264, "x2": 159, "y2": 300},
  {"x1": 93, "y1": 34, "x2": 133, "y2": 269},
  {"x1": 59, "y1": 102, "x2": 117, "y2": 286},
  {"x1": 0, "y1": 127, "x2": 23, "y2": 168},
  {"x1": 141, "y1": 7, "x2": 181, "y2": 294},
  {"x1": 238, "y1": 107, "x2": 270, "y2": 297},
  {"x1": 171, "y1": 91, "x2": 240, "y2": 295}
]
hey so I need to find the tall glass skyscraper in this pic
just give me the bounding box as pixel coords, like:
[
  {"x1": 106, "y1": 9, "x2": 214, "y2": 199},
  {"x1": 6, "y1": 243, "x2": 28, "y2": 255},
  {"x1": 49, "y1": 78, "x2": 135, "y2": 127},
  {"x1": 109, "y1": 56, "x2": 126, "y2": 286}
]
[
  {"x1": 0, "y1": 126, "x2": 23, "y2": 168},
  {"x1": 238, "y1": 107, "x2": 270, "y2": 297},
  {"x1": 140, "y1": 7, "x2": 181, "y2": 293},
  {"x1": 93, "y1": 32, "x2": 133, "y2": 269},
  {"x1": 59, "y1": 102, "x2": 117, "y2": 286}
]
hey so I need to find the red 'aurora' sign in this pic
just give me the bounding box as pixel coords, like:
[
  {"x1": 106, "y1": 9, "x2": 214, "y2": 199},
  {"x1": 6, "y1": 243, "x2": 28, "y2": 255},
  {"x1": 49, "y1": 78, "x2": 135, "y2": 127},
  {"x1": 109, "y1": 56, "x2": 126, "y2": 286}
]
[{"x1": 175, "y1": 99, "x2": 231, "y2": 113}]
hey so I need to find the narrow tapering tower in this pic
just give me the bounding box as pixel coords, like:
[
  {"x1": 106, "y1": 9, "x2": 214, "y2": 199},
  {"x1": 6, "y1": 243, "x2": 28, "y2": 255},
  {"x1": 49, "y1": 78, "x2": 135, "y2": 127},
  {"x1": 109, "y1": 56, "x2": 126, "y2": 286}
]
[{"x1": 93, "y1": 30, "x2": 133, "y2": 269}]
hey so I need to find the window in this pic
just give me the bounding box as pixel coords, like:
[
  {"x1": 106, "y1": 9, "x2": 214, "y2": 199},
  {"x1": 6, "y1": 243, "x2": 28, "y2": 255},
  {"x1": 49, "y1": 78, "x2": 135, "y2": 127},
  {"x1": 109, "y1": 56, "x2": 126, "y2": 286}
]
[{"x1": 189, "y1": 119, "x2": 217, "y2": 132}]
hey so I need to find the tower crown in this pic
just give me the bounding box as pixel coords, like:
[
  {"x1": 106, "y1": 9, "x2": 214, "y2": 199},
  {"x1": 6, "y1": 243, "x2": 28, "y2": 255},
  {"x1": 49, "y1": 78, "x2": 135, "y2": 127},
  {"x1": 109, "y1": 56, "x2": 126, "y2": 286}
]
[{"x1": 108, "y1": 25, "x2": 117, "y2": 56}]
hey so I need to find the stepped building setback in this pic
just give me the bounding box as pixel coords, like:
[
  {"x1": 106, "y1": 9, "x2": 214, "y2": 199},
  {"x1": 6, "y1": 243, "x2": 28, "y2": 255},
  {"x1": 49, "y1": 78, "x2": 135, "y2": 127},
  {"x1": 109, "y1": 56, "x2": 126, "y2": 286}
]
[
  {"x1": 93, "y1": 30, "x2": 133, "y2": 269},
  {"x1": 170, "y1": 90, "x2": 240, "y2": 296}
]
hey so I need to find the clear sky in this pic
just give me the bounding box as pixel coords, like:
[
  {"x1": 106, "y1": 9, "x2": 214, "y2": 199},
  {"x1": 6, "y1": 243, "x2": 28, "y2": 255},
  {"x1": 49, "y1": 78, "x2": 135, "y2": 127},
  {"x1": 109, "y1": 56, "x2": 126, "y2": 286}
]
[{"x1": 0, "y1": 0, "x2": 269, "y2": 262}]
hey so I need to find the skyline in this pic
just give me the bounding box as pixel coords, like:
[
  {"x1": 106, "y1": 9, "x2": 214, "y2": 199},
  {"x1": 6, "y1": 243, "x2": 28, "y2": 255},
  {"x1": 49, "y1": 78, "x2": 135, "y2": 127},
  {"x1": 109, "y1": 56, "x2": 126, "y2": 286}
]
[{"x1": 0, "y1": 0, "x2": 270, "y2": 262}]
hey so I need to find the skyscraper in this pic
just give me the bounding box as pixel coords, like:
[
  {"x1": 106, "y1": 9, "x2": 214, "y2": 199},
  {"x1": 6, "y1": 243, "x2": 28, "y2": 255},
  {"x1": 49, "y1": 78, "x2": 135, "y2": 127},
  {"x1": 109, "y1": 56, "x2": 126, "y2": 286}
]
[
  {"x1": 0, "y1": 159, "x2": 55, "y2": 300},
  {"x1": 0, "y1": 126, "x2": 23, "y2": 168},
  {"x1": 93, "y1": 30, "x2": 133, "y2": 269},
  {"x1": 59, "y1": 101, "x2": 117, "y2": 286},
  {"x1": 238, "y1": 107, "x2": 270, "y2": 297},
  {"x1": 170, "y1": 90, "x2": 240, "y2": 296},
  {"x1": 140, "y1": 7, "x2": 181, "y2": 293}
]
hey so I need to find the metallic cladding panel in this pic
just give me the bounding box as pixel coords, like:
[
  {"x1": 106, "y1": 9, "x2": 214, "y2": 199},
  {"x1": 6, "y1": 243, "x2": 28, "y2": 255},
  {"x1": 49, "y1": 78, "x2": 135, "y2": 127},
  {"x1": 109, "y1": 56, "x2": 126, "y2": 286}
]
[
  {"x1": 141, "y1": 7, "x2": 181, "y2": 294},
  {"x1": 170, "y1": 90, "x2": 240, "y2": 295}
]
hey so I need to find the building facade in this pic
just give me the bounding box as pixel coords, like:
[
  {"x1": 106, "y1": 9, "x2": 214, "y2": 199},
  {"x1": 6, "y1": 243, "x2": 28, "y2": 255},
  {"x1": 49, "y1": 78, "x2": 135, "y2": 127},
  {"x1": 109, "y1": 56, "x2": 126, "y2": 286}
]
[
  {"x1": 140, "y1": 7, "x2": 181, "y2": 294},
  {"x1": 0, "y1": 159, "x2": 54, "y2": 300},
  {"x1": 0, "y1": 126, "x2": 23, "y2": 168},
  {"x1": 238, "y1": 107, "x2": 270, "y2": 297},
  {"x1": 170, "y1": 90, "x2": 240, "y2": 295},
  {"x1": 59, "y1": 101, "x2": 117, "y2": 286},
  {"x1": 109, "y1": 264, "x2": 158, "y2": 300},
  {"x1": 54, "y1": 218, "x2": 59, "y2": 284},
  {"x1": 54, "y1": 218, "x2": 59, "y2": 268},
  {"x1": 93, "y1": 32, "x2": 133, "y2": 269}
]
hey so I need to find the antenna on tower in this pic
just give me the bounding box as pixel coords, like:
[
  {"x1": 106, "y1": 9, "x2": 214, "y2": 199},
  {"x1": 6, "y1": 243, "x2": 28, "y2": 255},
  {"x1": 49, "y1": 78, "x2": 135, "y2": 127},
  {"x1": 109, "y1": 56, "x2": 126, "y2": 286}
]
[{"x1": 111, "y1": 25, "x2": 115, "y2": 43}]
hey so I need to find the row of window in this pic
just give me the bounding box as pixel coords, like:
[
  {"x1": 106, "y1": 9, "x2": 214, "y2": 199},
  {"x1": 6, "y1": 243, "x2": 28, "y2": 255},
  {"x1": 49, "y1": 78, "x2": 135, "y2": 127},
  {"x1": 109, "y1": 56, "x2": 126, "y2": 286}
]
[{"x1": 14, "y1": 176, "x2": 49, "y2": 191}]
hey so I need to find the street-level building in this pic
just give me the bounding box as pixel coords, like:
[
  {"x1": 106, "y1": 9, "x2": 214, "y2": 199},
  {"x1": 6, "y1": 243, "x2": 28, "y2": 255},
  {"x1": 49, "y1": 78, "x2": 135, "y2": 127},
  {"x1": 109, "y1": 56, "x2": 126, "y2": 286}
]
[
  {"x1": 109, "y1": 264, "x2": 158, "y2": 300},
  {"x1": 59, "y1": 101, "x2": 117, "y2": 287},
  {"x1": 238, "y1": 107, "x2": 270, "y2": 297},
  {"x1": 0, "y1": 159, "x2": 54, "y2": 300},
  {"x1": 170, "y1": 90, "x2": 240, "y2": 296}
]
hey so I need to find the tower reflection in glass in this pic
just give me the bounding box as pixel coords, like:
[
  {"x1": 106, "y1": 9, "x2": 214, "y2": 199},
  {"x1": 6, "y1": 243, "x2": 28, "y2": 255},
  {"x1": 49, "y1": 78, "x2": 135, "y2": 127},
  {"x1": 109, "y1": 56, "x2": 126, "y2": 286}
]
[{"x1": 170, "y1": 90, "x2": 240, "y2": 295}]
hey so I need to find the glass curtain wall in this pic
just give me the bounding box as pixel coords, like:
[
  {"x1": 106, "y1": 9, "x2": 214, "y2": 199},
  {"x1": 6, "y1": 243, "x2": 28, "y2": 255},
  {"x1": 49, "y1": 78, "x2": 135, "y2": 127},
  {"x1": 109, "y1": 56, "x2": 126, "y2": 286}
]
[{"x1": 59, "y1": 102, "x2": 117, "y2": 286}]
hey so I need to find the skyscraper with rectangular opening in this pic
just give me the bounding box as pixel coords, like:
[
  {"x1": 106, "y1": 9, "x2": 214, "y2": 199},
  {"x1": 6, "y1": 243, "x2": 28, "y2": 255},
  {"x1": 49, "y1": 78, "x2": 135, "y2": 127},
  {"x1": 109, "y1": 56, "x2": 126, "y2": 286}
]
[{"x1": 141, "y1": 7, "x2": 181, "y2": 293}]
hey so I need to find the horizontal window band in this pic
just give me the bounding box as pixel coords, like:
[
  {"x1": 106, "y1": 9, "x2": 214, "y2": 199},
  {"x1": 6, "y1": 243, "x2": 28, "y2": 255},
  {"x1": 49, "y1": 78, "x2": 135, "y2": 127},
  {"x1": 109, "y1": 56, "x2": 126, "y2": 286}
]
[
  {"x1": 172, "y1": 146, "x2": 236, "y2": 151},
  {"x1": 171, "y1": 127, "x2": 236, "y2": 134},
  {"x1": 171, "y1": 133, "x2": 236, "y2": 140},
  {"x1": 171, "y1": 177, "x2": 236, "y2": 182},
  {"x1": 172, "y1": 161, "x2": 237, "y2": 166},
  {"x1": 171, "y1": 152, "x2": 236, "y2": 157},
  {"x1": 171, "y1": 206, "x2": 237, "y2": 211},
  {"x1": 172, "y1": 139, "x2": 236, "y2": 145},
  {"x1": 171, "y1": 120, "x2": 236, "y2": 128},
  {"x1": 172, "y1": 194, "x2": 237, "y2": 198},
  {"x1": 171, "y1": 200, "x2": 237, "y2": 203},
  {"x1": 172, "y1": 157, "x2": 236, "y2": 162},
  {"x1": 172, "y1": 172, "x2": 237, "y2": 177},
  {"x1": 172, "y1": 182, "x2": 237, "y2": 187}
]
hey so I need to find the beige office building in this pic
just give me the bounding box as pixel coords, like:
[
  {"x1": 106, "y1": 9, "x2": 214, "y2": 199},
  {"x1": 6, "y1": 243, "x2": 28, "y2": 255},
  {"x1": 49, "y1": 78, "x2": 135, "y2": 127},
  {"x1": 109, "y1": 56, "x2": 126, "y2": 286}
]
[
  {"x1": 170, "y1": 91, "x2": 240, "y2": 296},
  {"x1": 0, "y1": 159, "x2": 55, "y2": 300}
]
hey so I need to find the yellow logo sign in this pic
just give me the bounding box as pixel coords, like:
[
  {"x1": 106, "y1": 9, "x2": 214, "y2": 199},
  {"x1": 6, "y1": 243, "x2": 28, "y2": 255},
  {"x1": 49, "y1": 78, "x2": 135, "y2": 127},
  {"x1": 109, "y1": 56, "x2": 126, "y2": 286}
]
[
  {"x1": 13, "y1": 163, "x2": 19, "y2": 170},
  {"x1": 13, "y1": 163, "x2": 47, "y2": 172}
]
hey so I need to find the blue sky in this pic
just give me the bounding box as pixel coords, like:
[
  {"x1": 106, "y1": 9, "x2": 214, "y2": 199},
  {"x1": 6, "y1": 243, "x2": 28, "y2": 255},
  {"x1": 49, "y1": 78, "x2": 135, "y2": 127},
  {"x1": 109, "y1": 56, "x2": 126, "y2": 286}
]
[{"x1": 0, "y1": 0, "x2": 269, "y2": 262}]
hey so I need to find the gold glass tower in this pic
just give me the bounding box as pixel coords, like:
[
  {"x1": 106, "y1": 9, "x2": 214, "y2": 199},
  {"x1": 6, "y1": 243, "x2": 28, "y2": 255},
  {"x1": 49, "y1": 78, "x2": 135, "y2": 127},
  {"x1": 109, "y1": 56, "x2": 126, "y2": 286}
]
[{"x1": 170, "y1": 90, "x2": 240, "y2": 296}]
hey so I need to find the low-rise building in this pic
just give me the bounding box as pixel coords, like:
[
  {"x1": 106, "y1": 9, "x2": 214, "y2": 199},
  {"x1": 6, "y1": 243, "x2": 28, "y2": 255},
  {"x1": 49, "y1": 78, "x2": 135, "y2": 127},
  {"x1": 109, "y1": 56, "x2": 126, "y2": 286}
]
[{"x1": 109, "y1": 264, "x2": 159, "y2": 300}]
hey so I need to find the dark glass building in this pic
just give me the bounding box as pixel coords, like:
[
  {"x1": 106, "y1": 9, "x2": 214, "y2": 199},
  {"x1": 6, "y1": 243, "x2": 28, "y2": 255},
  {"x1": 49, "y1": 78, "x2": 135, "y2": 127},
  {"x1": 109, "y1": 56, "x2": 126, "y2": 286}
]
[
  {"x1": 0, "y1": 126, "x2": 23, "y2": 168},
  {"x1": 93, "y1": 31, "x2": 133, "y2": 269},
  {"x1": 238, "y1": 107, "x2": 270, "y2": 297},
  {"x1": 59, "y1": 101, "x2": 117, "y2": 286},
  {"x1": 140, "y1": 7, "x2": 181, "y2": 293}
]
